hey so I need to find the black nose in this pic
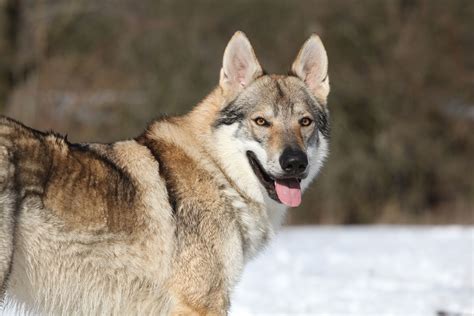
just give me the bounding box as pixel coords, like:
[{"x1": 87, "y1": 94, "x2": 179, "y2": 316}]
[{"x1": 279, "y1": 148, "x2": 308, "y2": 175}]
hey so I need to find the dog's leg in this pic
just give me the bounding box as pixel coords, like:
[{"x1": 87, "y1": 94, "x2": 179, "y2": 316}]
[
  {"x1": 170, "y1": 297, "x2": 229, "y2": 316},
  {"x1": 171, "y1": 304, "x2": 227, "y2": 316}
]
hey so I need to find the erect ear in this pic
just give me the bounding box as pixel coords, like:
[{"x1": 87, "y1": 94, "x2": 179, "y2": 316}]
[
  {"x1": 291, "y1": 34, "x2": 330, "y2": 104},
  {"x1": 219, "y1": 31, "x2": 263, "y2": 98}
]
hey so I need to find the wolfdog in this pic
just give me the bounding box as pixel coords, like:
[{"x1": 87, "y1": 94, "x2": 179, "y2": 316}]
[{"x1": 0, "y1": 31, "x2": 330, "y2": 315}]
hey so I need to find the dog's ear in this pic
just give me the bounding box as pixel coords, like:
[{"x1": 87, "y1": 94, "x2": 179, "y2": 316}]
[
  {"x1": 220, "y1": 31, "x2": 263, "y2": 98},
  {"x1": 291, "y1": 34, "x2": 330, "y2": 104}
]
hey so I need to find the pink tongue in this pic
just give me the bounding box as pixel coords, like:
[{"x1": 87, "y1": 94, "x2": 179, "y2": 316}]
[{"x1": 274, "y1": 179, "x2": 302, "y2": 207}]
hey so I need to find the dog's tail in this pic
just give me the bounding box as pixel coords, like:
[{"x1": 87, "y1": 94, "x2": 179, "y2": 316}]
[{"x1": 0, "y1": 117, "x2": 20, "y2": 305}]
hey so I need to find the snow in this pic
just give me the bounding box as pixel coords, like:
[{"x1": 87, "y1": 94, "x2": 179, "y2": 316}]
[
  {"x1": 230, "y1": 226, "x2": 474, "y2": 316},
  {"x1": 1, "y1": 226, "x2": 472, "y2": 315}
]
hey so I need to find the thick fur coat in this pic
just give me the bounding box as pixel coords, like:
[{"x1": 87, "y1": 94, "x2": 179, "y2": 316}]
[{"x1": 0, "y1": 32, "x2": 330, "y2": 315}]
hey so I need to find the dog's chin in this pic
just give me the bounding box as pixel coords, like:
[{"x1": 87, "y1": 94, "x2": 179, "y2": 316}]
[{"x1": 246, "y1": 151, "x2": 304, "y2": 207}]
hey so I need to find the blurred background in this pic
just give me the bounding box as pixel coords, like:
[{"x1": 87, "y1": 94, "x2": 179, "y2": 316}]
[{"x1": 0, "y1": 0, "x2": 472, "y2": 225}]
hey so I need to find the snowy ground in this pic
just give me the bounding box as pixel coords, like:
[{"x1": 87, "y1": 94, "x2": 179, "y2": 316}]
[
  {"x1": 1, "y1": 226, "x2": 472, "y2": 316},
  {"x1": 230, "y1": 226, "x2": 473, "y2": 316}
]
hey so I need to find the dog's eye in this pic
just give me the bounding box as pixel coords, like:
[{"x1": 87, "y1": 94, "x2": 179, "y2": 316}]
[
  {"x1": 254, "y1": 117, "x2": 270, "y2": 127},
  {"x1": 300, "y1": 117, "x2": 313, "y2": 127}
]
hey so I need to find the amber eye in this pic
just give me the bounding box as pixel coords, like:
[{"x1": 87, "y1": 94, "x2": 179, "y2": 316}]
[
  {"x1": 300, "y1": 117, "x2": 313, "y2": 127},
  {"x1": 254, "y1": 117, "x2": 269, "y2": 127}
]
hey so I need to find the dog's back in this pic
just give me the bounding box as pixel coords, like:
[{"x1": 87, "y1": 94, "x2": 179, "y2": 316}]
[
  {"x1": 0, "y1": 116, "x2": 42, "y2": 300},
  {"x1": 0, "y1": 117, "x2": 71, "y2": 304},
  {"x1": 0, "y1": 117, "x2": 151, "y2": 311}
]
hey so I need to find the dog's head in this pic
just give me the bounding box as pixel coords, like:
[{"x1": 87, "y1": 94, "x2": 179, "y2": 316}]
[{"x1": 213, "y1": 31, "x2": 330, "y2": 207}]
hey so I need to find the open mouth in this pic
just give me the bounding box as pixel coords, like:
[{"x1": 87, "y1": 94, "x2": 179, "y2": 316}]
[{"x1": 246, "y1": 151, "x2": 303, "y2": 207}]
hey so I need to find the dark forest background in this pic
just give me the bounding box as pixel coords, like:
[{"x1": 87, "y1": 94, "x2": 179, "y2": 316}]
[{"x1": 0, "y1": 0, "x2": 472, "y2": 224}]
